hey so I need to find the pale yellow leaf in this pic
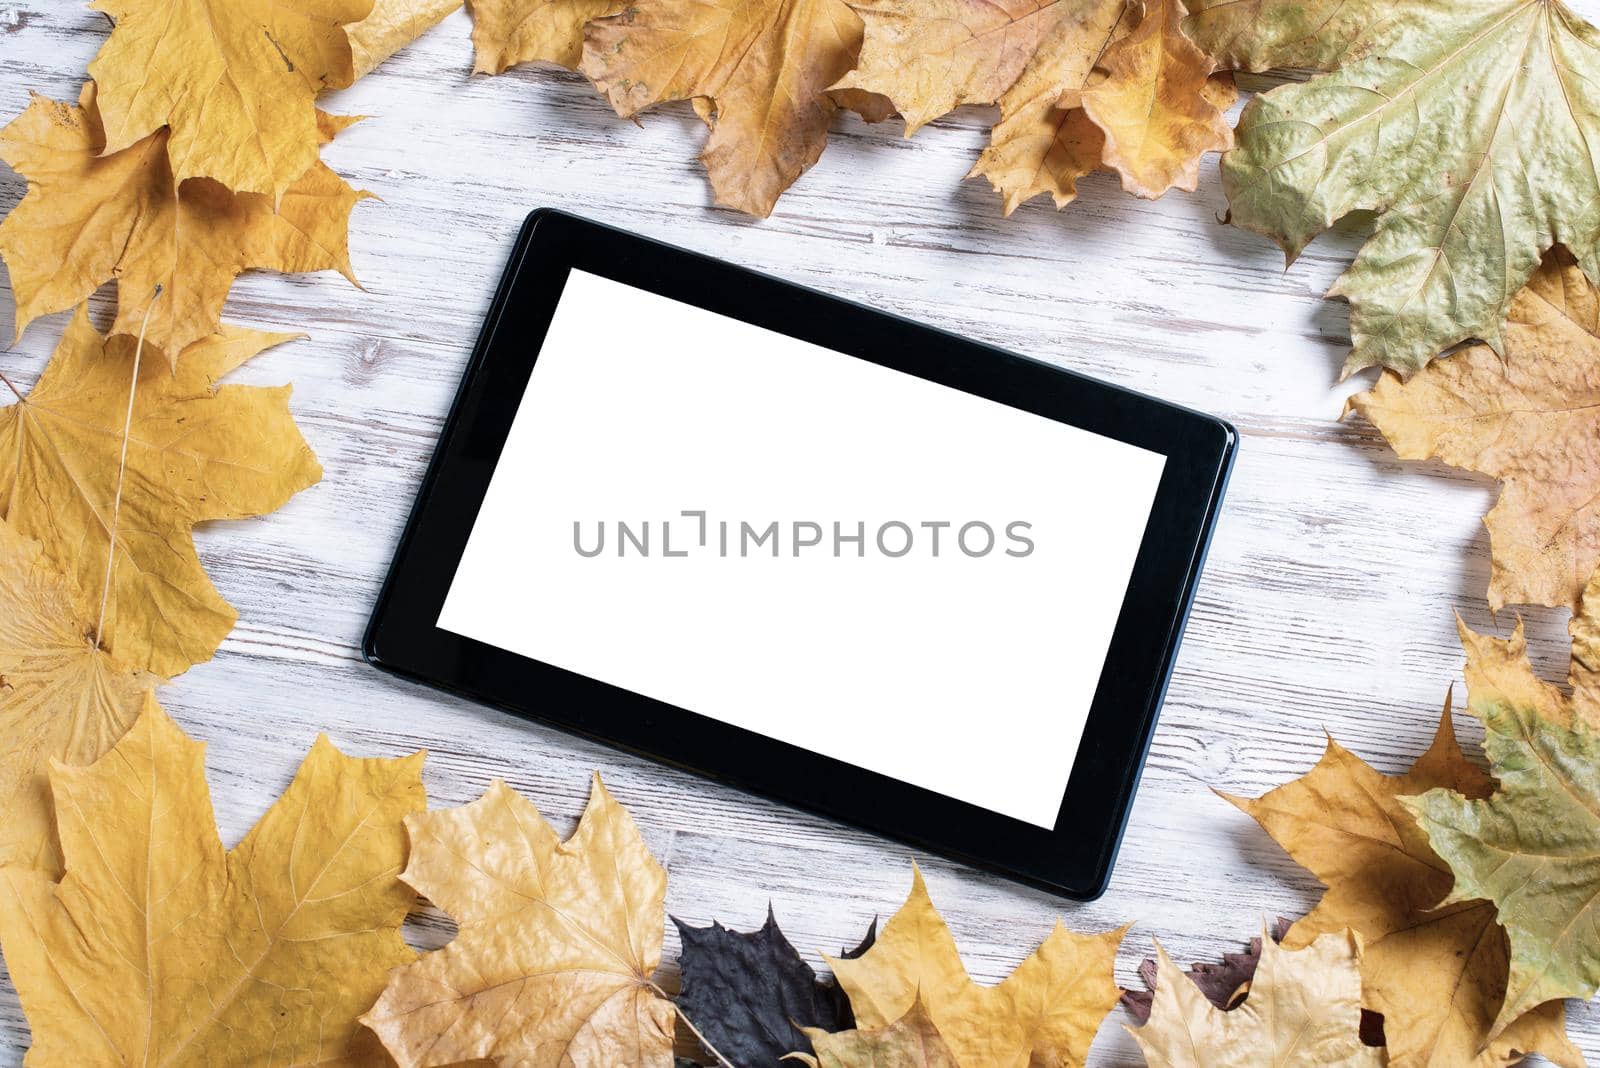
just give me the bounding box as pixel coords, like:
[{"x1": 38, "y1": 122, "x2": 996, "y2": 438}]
[
  {"x1": 0, "y1": 518, "x2": 157, "y2": 878},
  {"x1": 468, "y1": 0, "x2": 625, "y2": 71},
  {"x1": 0, "y1": 309, "x2": 322, "y2": 677},
  {"x1": 828, "y1": 867, "x2": 1124, "y2": 1068},
  {"x1": 832, "y1": 0, "x2": 1070, "y2": 135},
  {"x1": 0, "y1": 700, "x2": 424, "y2": 1066},
  {"x1": 361, "y1": 775, "x2": 675, "y2": 1067},
  {"x1": 1130, "y1": 929, "x2": 1384, "y2": 1067}
]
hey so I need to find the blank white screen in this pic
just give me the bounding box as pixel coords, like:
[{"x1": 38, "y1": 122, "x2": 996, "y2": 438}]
[{"x1": 437, "y1": 270, "x2": 1166, "y2": 828}]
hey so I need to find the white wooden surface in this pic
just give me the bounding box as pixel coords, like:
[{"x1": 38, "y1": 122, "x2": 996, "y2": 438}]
[{"x1": 3, "y1": 5, "x2": 1597, "y2": 1064}]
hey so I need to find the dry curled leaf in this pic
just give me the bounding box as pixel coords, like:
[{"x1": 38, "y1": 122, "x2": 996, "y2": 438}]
[
  {"x1": 1129, "y1": 928, "x2": 1383, "y2": 1067},
  {"x1": 1348, "y1": 248, "x2": 1600, "y2": 611},
  {"x1": 1408, "y1": 610, "x2": 1600, "y2": 1039},
  {"x1": 580, "y1": 0, "x2": 866, "y2": 217},
  {"x1": 1227, "y1": 705, "x2": 1579, "y2": 1066},
  {"x1": 0, "y1": 518, "x2": 157, "y2": 878},
  {"x1": 828, "y1": 866, "x2": 1124, "y2": 1068},
  {"x1": 0, "y1": 308, "x2": 322, "y2": 678},
  {"x1": 350, "y1": 0, "x2": 463, "y2": 78},
  {"x1": 797, "y1": 997, "x2": 959, "y2": 1068},
  {"x1": 86, "y1": 0, "x2": 372, "y2": 201},
  {"x1": 1222, "y1": 0, "x2": 1600, "y2": 376},
  {"x1": 1077, "y1": 0, "x2": 1233, "y2": 199},
  {"x1": 0, "y1": 85, "x2": 367, "y2": 360},
  {"x1": 966, "y1": 0, "x2": 1130, "y2": 214},
  {"x1": 836, "y1": 0, "x2": 1231, "y2": 212},
  {"x1": 832, "y1": 0, "x2": 1073, "y2": 136},
  {"x1": 362, "y1": 774, "x2": 675, "y2": 1067},
  {"x1": 0, "y1": 700, "x2": 424, "y2": 1066},
  {"x1": 468, "y1": 0, "x2": 625, "y2": 71}
]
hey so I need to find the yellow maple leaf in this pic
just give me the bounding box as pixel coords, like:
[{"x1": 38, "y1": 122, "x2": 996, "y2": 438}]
[
  {"x1": 0, "y1": 517, "x2": 157, "y2": 878},
  {"x1": 0, "y1": 308, "x2": 322, "y2": 678},
  {"x1": 0, "y1": 699, "x2": 424, "y2": 1066},
  {"x1": 1076, "y1": 0, "x2": 1233, "y2": 199},
  {"x1": 350, "y1": 0, "x2": 464, "y2": 79},
  {"x1": 1130, "y1": 928, "x2": 1383, "y2": 1067},
  {"x1": 827, "y1": 866, "x2": 1125, "y2": 1068},
  {"x1": 361, "y1": 774, "x2": 676, "y2": 1067},
  {"x1": 1346, "y1": 241, "x2": 1600, "y2": 612},
  {"x1": 86, "y1": 0, "x2": 373, "y2": 201},
  {"x1": 579, "y1": 0, "x2": 867, "y2": 217},
  {"x1": 0, "y1": 84, "x2": 367, "y2": 361},
  {"x1": 1226, "y1": 704, "x2": 1580, "y2": 1066},
  {"x1": 468, "y1": 0, "x2": 626, "y2": 72}
]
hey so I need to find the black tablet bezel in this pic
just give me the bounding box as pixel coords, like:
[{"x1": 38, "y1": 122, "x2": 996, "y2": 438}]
[{"x1": 364, "y1": 209, "x2": 1236, "y2": 900}]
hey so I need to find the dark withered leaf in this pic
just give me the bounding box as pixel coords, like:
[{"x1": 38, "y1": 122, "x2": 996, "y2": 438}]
[
  {"x1": 1121, "y1": 917, "x2": 1292, "y2": 1023},
  {"x1": 674, "y1": 907, "x2": 876, "y2": 1067}
]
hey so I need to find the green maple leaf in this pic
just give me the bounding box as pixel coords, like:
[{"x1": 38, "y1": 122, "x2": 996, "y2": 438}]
[
  {"x1": 1407, "y1": 685, "x2": 1600, "y2": 1039},
  {"x1": 1220, "y1": 0, "x2": 1600, "y2": 377}
]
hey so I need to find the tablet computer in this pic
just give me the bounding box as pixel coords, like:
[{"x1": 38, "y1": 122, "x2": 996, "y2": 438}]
[{"x1": 364, "y1": 209, "x2": 1235, "y2": 899}]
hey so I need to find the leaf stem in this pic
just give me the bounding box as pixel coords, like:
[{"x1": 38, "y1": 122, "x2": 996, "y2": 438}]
[
  {"x1": 0, "y1": 370, "x2": 21, "y2": 400},
  {"x1": 94, "y1": 287, "x2": 162, "y2": 649},
  {"x1": 652, "y1": 982, "x2": 738, "y2": 1068}
]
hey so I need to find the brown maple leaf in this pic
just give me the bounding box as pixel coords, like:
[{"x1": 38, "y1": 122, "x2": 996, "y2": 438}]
[
  {"x1": 579, "y1": 0, "x2": 867, "y2": 217},
  {"x1": 1226, "y1": 703, "x2": 1580, "y2": 1066}
]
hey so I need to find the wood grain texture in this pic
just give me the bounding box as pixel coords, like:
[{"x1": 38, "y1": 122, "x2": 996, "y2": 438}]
[{"x1": 2, "y1": 4, "x2": 1597, "y2": 1063}]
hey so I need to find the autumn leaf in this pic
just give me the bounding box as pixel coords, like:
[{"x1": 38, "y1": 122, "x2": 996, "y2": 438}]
[
  {"x1": 0, "y1": 308, "x2": 322, "y2": 678},
  {"x1": 1120, "y1": 918, "x2": 1291, "y2": 1025},
  {"x1": 831, "y1": 0, "x2": 1076, "y2": 137},
  {"x1": 674, "y1": 909, "x2": 876, "y2": 1065},
  {"x1": 797, "y1": 997, "x2": 958, "y2": 1068},
  {"x1": 1453, "y1": 579, "x2": 1600, "y2": 732},
  {"x1": 362, "y1": 774, "x2": 676, "y2": 1067},
  {"x1": 828, "y1": 866, "x2": 1124, "y2": 1068},
  {"x1": 0, "y1": 518, "x2": 157, "y2": 878},
  {"x1": 579, "y1": 0, "x2": 867, "y2": 217},
  {"x1": 86, "y1": 0, "x2": 372, "y2": 201},
  {"x1": 1182, "y1": 0, "x2": 1369, "y2": 73},
  {"x1": 1226, "y1": 704, "x2": 1579, "y2": 1066},
  {"x1": 0, "y1": 699, "x2": 424, "y2": 1066},
  {"x1": 1347, "y1": 247, "x2": 1600, "y2": 611},
  {"x1": 468, "y1": 0, "x2": 625, "y2": 72},
  {"x1": 0, "y1": 84, "x2": 367, "y2": 360},
  {"x1": 350, "y1": 0, "x2": 463, "y2": 78},
  {"x1": 1407, "y1": 606, "x2": 1600, "y2": 1036},
  {"x1": 1130, "y1": 928, "x2": 1381, "y2": 1066},
  {"x1": 1077, "y1": 0, "x2": 1233, "y2": 199},
  {"x1": 1221, "y1": 0, "x2": 1600, "y2": 377},
  {"x1": 964, "y1": 0, "x2": 1131, "y2": 214}
]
